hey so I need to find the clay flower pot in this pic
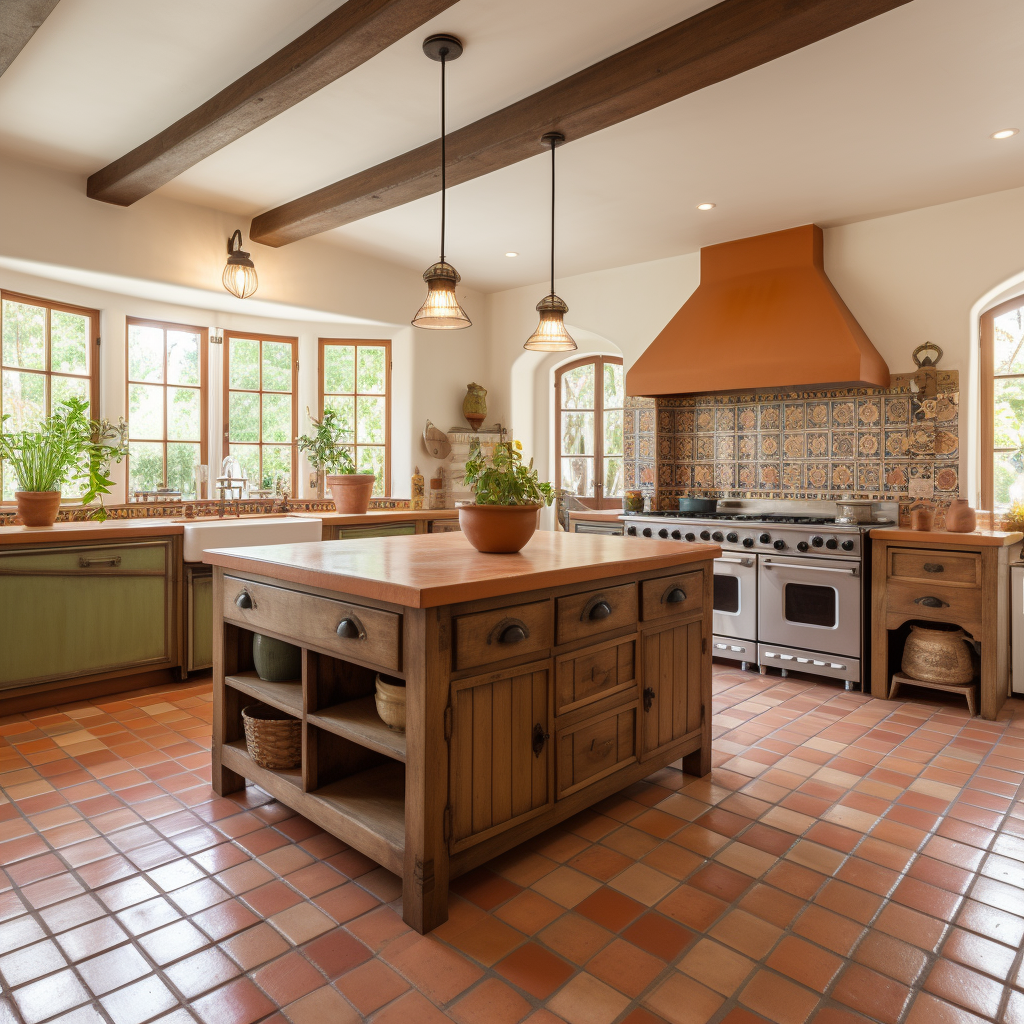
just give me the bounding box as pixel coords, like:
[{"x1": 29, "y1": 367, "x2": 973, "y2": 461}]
[
  {"x1": 459, "y1": 503, "x2": 542, "y2": 553},
  {"x1": 327, "y1": 473, "x2": 376, "y2": 514},
  {"x1": 944, "y1": 498, "x2": 977, "y2": 533},
  {"x1": 15, "y1": 491, "x2": 61, "y2": 527}
]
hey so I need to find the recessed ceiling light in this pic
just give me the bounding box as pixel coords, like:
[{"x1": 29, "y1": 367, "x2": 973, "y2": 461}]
[
  {"x1": 696, "y1": 203, "x2": 716, "y2": 211},
  {"x1": 992, "y1": 128, "x2": 1019, "y2": 139},
  {"x1": 505, "y1": 251, "x2": 518, "y2": 257}
]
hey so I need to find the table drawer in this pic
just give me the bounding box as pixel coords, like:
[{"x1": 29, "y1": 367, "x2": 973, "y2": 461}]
[
  {"x1": 556, "y1": 701, "x2": 638, "y2": 799},
  {"x1": 556, "y1": 582, "x2": 637, "y2": 645},
  {"x1": 641, "y1": 570, "x2": 703, "y2": 622},
  {"x1": 888, "y1": 548, "x2": 980, "y2": 588},
  {"x1": 453, "y1": 600, "x2": 553, "y2": 671},
  {"x1": 555, "y1": 635, "x2": 637, "y2": 715},
  {"x1": 885, "y1": 580, "x2": 982, "y2": 633},
  {"x1": 224, "y1": 576, "x2": 401, "y2": 671}
]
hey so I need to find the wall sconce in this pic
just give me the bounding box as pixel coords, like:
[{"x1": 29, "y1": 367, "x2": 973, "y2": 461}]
[{"x1": 223, "y1": 230, "x2": 258, "y2": 299}]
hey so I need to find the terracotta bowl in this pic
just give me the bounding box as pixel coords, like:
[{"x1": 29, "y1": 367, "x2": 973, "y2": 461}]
[
  {"x1": 458, "y1": 503, "x2": 542, "y2": 553},
  {"x1": 327, "y1": 473, "x2": 376, "y2": 514},
  {"x1": 375, "y1": 673, "x2": 407, "y2": 732},
  {"x1": 15, "y1": 491, "x2": 61, "y2": 527}
]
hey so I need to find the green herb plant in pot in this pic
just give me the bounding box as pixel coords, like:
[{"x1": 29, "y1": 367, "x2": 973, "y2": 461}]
[
  {"x1": 296, "y1": 408, "x2": 376, "y2": 513},
  {"x1": 460, "y1": 439, "x2": 556, "y2": 553},
  {"x1": 0, "y1": 398, "x2": 128, "y2": 527}
]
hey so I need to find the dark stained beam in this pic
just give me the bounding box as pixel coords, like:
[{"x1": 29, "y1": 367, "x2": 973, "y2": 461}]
[
  {"x1": 87, "y1": 0, "x2": 460, "y2": 207},
  {"x1": 0, "y1": 0, "x2": 60, "y2": 77},
  {"x1": 250, "y1": 0, "x2": 914, "y2": 247}
]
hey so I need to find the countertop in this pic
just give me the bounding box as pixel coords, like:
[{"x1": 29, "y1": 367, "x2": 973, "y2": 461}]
[
  {"x1": 567, "y1": 509, "x2": 625, "y2": 522},
  {"x1": 317, "y1": 509, "x2": 458, "y2": 526},
  {"x1": 203, "y1": 531, "x2": 721, "y2": 608},
  {"x1": 869, "y1": 528, "x2": 1024, "y2": 547}
]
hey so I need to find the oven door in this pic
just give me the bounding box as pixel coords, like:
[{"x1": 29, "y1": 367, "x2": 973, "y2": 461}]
[
  {"x1": 713, "y1": 554, "x2": 757, "y2": 641},
  {"x1": 758, "y1": 556, "x2": 861, "y2": 658}
]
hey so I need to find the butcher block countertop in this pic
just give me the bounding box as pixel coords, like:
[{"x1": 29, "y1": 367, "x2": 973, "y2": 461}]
[
  {"x1": 203, "y1": 530, "x2": 721, "y2": 608},
  {"x1": 566, "y1": 509, "x2": 626, "y2": 522},
  {"x1": 0, "y1": 519, "x2": 184, "y2": 546},
  {"x1": 316, "y1": 509, "x2": 457, "y2": 526},
  {"x1": 869, "y1": 528, "x2": 1023, "y2": 547}
]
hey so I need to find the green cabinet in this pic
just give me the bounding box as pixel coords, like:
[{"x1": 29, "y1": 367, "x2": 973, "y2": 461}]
[
  {"x1": 331, "y1": 523, "x2": 417, "y2": 540},
  {"x1": 0, "y1": 540, "x2": 176, "y2": 689},
  {"x1": 186, "y1": 565, "x2": 213, "y2": 672}
]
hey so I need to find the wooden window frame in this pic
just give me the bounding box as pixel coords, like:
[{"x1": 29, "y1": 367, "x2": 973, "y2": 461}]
[
  {"x1": 1, "y1": 290, "x2": 101, "y2": 502},
  {"x1": 223, "y1": 330, "x2": 298, "y2": 494},
  {"x1": 318, "y1": 338, "x2": 392, "y2": 497},
  {"x1": 555, "y1": 354, "x2": 624, "y2": 509},
  {"x1": 980, "y1": 295, "x2": 1024, "y2": 509},
  {"x1": 125, "y1": 317, "x2": 209, "y2": 499}
]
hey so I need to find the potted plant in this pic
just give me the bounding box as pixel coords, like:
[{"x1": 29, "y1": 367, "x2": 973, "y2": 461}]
[
  {"x1": 0, "y1": 397, "x2": 128, "y2": 527},
  {"x1": 296, "y1": 408, "x2": 375, "y2": 514},
  {"x1": 460, "y1": 439, "x2": 556, "y2": 553}
]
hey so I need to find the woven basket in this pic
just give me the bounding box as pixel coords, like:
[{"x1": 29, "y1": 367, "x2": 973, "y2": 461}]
[
  {"x1": 375, "y1": 674, "x2": 407, "y2": 732},
  {"x1": 242, "y1": 704, "x2": 301, "y2": 770}
]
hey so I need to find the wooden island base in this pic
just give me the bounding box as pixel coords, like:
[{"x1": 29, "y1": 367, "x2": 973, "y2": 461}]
[{"x1": 206, "y1": 531, "x2": 718, "y2": 933}]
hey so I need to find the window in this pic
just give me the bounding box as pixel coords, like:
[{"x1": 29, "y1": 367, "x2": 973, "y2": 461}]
[
  {"x1": 224, "y1": 331, "x2": 297, "y2": 494},
  {"x1": 318, "y1": 339, "x2": 391, "y2": 496},
  {"x1": 126, "y1": 318, "x2": 208, "y2": 499},
  {"x1": 555, "y1": 355, "x2": 624, "y2": 507},
  {"x1": 1, "y1": 291, "x2": 100, "y2": 500},
  {"x1": 981, "y1": 296, "x2": 1024, "y2": 509}
]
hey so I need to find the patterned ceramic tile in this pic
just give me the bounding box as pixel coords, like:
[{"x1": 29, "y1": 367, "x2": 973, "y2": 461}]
[
  {"x1": 696, "y1": 409, "x2": 715, "y2": 433},
  {"x1": 806, "y1": 402, "x2": 830, "y2": 428},
  {"x1": 884, "y1": 430, "x2": 908, "y2": 458},
  {"x1": 806, "y1": 432, "x2": 829, "y2": 459},
  {"x1": 658, "y1": 435, "x2": 673, "y2": 459},
  {"x1": 673, "y1": 436, "x2": 694, "y2": 462},
  {"x1": 856, "y1": 431, "x2": 881, "y2": 459},
  {"x1": 883, "y1": 397, "x2": 910, "y2": 426},
  {"x1": 715, "y1": 463, "x2": 736, "y2": 490},
  {"x1": 935, "y1": 393, "x2": 958, "y2": 425},
  {"x1": 831, "y1": 432, "x2": 855, "y2": 460},
  {"x1": 623, "y1": 409, "x2": 636, "y2": 434},
  {"x1": 676, "y1": 409, "x2": 695, "y2": 434},
  {"x1": 934, "y1": 464, "x2": 959, "y2": 492},
  {"x1": 857, "y1": 398, "x2": 882, "y2": 427},
  {"x1": 638, "y1": 436, "x2": 654, "y2": 460},
  {"x1": 624, "y1": 434, "x2": 636, "y2": 460},
  {"x1": 737, "y1": 434, "x2": 757, "y2": 461},
  {"x1": 781, "y1": 463, "x2": 803, "y2": 490},
  {"x1": 715, "y1": 435, "x2": 736, "y2": 461},
  {"x1": 737, "y1": 463, "x2": 757, "y2": 490},
  {"x1": 911, "y1": 396, "x2": 937, "y2": 422},
  {"x1": 830, "y1": 463, "x2": 855, "y2": 490},
  {"x1": 696, "y1": 437, "x2": 714, "y2": 461},
  {"x1": 857, "y1": 463, "x2": 881, "y2": 492},
  {"x1": 782, "y1": 433, "x2": 805, "y2": 460},
  {"x1": 758, "y1": 434, "x2": 781, "y2": 460},
  {"x1": 736, "y1": 406, "x2": 758, "y2": 433},
  {"x1": 830, "y1": 400, "x2": 855, "y2": 428},
  {"x1": 883, "y1": 462, "x2": 909, "y2": 492},
  {"x1": 758, "y1": 405, "x2": 781, "y2": 431},
  {"x1": 805, "y1": 463, "x2": 829, "y2": 489},
  {"x1": 658, "y1": 409, "x2": 675, "y2": 433},
  {"x1": 693, "y1": 464, "x2": 713, "y2": 489},
  {"x1": 638, "y1": 409, "x2": 655, "y2": 432},
  {"x1": 757, "y1": 464, "x2": 780, "y2": 491},
  {"x1": 658, "y1": 464, "x2": 674, "y2": 486},
  {"x1": 934, "y1": 430, "x2": 958, "y2": 459},
  {"x1": 907, "y1": 425, "x2": 935, "y2": 457},
  {"x1": 783, "y1": 403, "x2": 805, "y2": 431},
  {"x1": 716, "y1": 408, "x2": 736, "y2": 434}
]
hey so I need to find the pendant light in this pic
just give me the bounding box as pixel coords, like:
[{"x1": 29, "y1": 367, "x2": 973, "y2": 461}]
[
  {"x1": 223, "y1": 230, "x2": 258, "y2": 299},
  {"x1": 524, "y1": 132, "x2": 575, "y2": 352},
  {"x1": 412, "y1": 34, "x2": 471, "y2": 330}
]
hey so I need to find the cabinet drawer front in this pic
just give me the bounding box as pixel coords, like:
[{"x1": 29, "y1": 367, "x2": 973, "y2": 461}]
[
  {"x1": 224, "y1": 576, "x2": 401, "y2": 671},
  {"x1": 885, "y1": 580, "x2": 981, "y2": 633},
  {"x1": 556, "y1": 583, "x2": 637, "y2": 645},
  {"x1": 888, "y1": 549, "x2": 980, "y2": 587},
  {"x1": 337, "y1": 523, "x2": 416, "y2": 539},
  {"x1": 555, "y1": 636, "x2": 637, "y2": 715},
  {"x1": 454, "y1": 600, "x2": 552, "y2": 671},
  {"x1": 0, "y1": 542, "x2": 169, "y2": 574},
  {"x1": 641, "y1": 570, "x2": 703, "y2": 621},
  {"x1": 556, "y1": 702, "x2": 638, "y2": 799}
]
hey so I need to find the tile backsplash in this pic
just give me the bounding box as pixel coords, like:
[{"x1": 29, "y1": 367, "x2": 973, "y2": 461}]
[{"x1": 623, "y1": 370, "x2": 959, "y2": 522}]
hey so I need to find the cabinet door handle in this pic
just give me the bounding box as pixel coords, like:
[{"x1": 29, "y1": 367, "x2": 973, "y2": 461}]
[
  {"x1": 914, "y1": 595, "x2": 949, "y2": 608},
  {"x1": 498, "y1": 624, "x2": 527, "y2": 645},
  {"x1": 336, "y1": 617, "x2": 366, "y2": 640},
  {"x1": 586, "y1": 600, "x2": 612, "y2": 621},
  {"x1": 532, "y1": 723, "x2": 550, "y2": 758},
  {"x1": 923, "y1": 563, "x2": 944, "y2": 573},
  {"x1": 664, "y1": 587, "x2": 686, "y2": 604},
  {"x1": 234, "y1": 590, "x2": 254, "y2": 609},
  {"x1": 79, "y1": 556, "x2": 120, "y2": 568},
  {"x1": 643, "y1": 686, "x2": 656, "y2": 712}
]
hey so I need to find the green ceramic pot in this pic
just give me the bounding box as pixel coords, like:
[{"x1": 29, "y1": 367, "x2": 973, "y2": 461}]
[{"x1": 252, "y1": 633, "x2": 301, "y2": 682}]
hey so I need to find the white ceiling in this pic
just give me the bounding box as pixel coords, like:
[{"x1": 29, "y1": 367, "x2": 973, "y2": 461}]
[{"x1": 0, "y1": 0, "x2": 1022, "y2": 292}]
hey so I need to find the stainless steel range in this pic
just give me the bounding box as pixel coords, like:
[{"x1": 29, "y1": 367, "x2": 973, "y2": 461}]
[{"x1": 622, "y1": 500, "x2": 898, "y2": 690}]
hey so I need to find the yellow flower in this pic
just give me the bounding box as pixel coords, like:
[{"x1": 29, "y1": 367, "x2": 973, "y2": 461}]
[{"x1": 514, "y1": 440, "x2": 523, "y2": 450}]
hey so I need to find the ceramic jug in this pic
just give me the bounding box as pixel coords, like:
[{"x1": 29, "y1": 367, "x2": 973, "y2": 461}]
[
  {"x1": 944, "y1": 498, "x2": 976, "y2": 533},
  {"x1": 463, "y1": 382, "x2": 488, "y2": 430}
]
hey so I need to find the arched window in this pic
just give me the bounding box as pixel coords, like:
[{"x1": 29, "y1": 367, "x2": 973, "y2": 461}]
[
  {"x1": 981, "y1": 296, "x2": 1024, "y2": 509},
  {"x1": 555, "y1": 355, "x2": 624, "y2": 508}
]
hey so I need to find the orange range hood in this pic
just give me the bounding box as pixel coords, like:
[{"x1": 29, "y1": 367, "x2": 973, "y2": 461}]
[{"x1": 626, "y1": 224, "x2": 890, "y2": 396}]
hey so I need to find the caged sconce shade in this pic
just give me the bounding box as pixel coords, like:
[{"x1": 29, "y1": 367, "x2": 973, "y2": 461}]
[
  {"x1": 223, "y1": 230, "x2": 258, "y2": 299},
  {"x1": 412, "y1": 34, "x2": 471, "y2": 330},
  {"x1": 525, "y1": 132, "x2": 575, "y2": 352}
]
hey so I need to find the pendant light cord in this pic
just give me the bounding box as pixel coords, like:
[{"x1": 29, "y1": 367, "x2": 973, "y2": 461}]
[
  {"x1": 440, "y1": 51, "x2": 447, "y2": 266},
  {"x1": 549, "y1": 135, "x2": 556, "y2": 296}
]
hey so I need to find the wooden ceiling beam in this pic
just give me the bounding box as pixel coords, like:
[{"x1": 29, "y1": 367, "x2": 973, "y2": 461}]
[
  {"x1": 0, "y1": 0, "x2": 60, "y2": 78},
  {"x1": 250, "y1": 0, "x2": 914, "y2": 247},
  {"x1": 87, "y1": 0, "x2": 460, "y2": 207}
]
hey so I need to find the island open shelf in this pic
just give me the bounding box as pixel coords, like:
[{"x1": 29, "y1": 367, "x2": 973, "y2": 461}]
[{"x1": 207, "y1": 530, "x2": 718, "y2": 933}]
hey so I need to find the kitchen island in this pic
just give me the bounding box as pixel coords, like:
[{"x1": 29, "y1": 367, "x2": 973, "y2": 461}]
[{"x1": 204, "y1": 530, "x2": 719, "y2": 933}]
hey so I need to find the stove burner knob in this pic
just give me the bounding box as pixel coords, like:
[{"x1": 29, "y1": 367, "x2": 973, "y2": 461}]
[
  {"x1": 658, "y1": 528, "x2": 669, "y2": 538},
  {"x1": 842, "y1": 539, "x2": 855, "y2": 551},
  {"x1": 825, "y1": 538, "x2": 838, "y2": 549},
  {"x1": 685, "y1": 532, "x2": 696, "y2": 542},
  {"x1": 643, "y1": 528, "x2": 653, "y2": 538},
  {"x1": 726, "y1": 532, "x2": 738, "y2": 543},
  {"x1": 711, "y1": 531, "x2": 724, "y2": 542},
  {"x1": 626, "y1": 526, "x2": 637, "y2": 536},
  {"x1": 797, "y1": 541, "x2": 809, "y2": 552},
  {"x1": 759, "y1": 533, "x2": 771, "y2": 544},
  {"x1": 811, "y1": 536, "x2": 824, "y2": 547},
  {"x1": 773, "y1": 539, "x2": 786, "y2": 550},
  {"x1": 742, "y1": 537, "x2": 754, "y2": 548},
  {"x1": 700, "y1": 530, "x2": 711, "y2": 541},
  {"x1": 671, "y1": 530, "x2": 682, "y2": 540}
]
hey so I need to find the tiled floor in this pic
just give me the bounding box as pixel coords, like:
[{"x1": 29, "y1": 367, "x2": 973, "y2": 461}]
[{"x1": 2, "y1": 668, "x2": 1024, "y2": 1024}]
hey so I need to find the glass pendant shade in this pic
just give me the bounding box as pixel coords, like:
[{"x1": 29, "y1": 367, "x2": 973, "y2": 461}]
[
  {"x1": 524, "y1": 293, "x2": 576, "y2": 351},
  {"x1": 412, "y1": 261, "x2": 471, "y2": 329},
  {"x1": 223, "y1": 230, "x2": 258, "y2": 299}
]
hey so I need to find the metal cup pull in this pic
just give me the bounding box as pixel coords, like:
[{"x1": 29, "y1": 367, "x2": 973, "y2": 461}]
[
  {"x1": 336, "y1": 616, "x2": 366, "y2": 640},
  {"x1": 587, "y1": 600, "x2": 612, "y2": 621},
  {"x1": 923, "y1": 563, "x2": 944, "y2": 573},
  {"x1": 499, "y1": 624, "x2": 527, "y2": 644},
  {"x1": 665, "y1": 587, "x2": 686, "y2": 604},
  {"x1": 914, "y1": 595, "x2": 949, "y2": 608},
  {"x1": 234, "y1": 590, "x2": 254, "y2": 609}
]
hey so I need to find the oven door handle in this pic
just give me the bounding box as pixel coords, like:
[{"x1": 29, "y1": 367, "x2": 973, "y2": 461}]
[
  {"x1": 762, "y1": 559, "x2": 859, "y2": 577},
  {"x1": 715, "y1": 557, "x2": 754, "y2": 567}
]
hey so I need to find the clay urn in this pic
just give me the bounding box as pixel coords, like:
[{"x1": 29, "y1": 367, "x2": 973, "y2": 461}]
[{"x1": 944, "y1": 498, "x2": 977, "y2": 533}]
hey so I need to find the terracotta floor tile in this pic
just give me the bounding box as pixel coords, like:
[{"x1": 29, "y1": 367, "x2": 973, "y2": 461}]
[
  {"x1": 191, "y1": 897, "x2": 260, "y2": 941},
  {"x1": 312, "y1": 880, "x2": 380, "y2": 923},
  {"x1": 923, "y1": 958, "x2": 1003, "y2": 1019},
  {"x1": 164, "y1": 945, "x2": 240, "y2": 998},
  {"x1": 539, "y1": 911, "x2": 614, "y2": 964},
  {"x1": 533, "y1": 865, "x2": 603, "y2": 908},
  {"x1": 688, "y1": 862, "x2": 752, "y2": 902},
  {"x1": 494, "y1": 889, "x2": 565, "y2": 934},
  {"x1": 739, "y1": 969, "x2": 820, "y2": 1024},
  {"x1": 603, "y1": 826, "x2": 663, "y2": 859},
  {"x1": 496, "y1": 941, "x2": 575, "y2": 1000},
  {"x1": 679, "y1": 937, "x2": 756, "y2": 995},
  {"x1": 873, "y1": 902, "x2": 946, "y2": 952},
  {"x1": 335, "y1": 957, "x2": 410, "y2": 1016},
  {"x1": 451, "y1": 867, "x2": 522, "y2": 911},
  {"x1": 657, "y1": 885, "x2": 728, "y2": 931},
  {"x1": 243, "y1": 879, "x2": 304, "y2": 917},
  {"x1": 644, "y1": 971, "x2": 724, "y2": 1024},
  {"x1": 221, "y1": 922, "x2": 291, "y2": 970},
  {"x1": 99, "y1": 975, "x2": 178, "y2": 1024},
  {"x1": 852, "y1": 929, "x2": 928, "y2": 986},
  {"x1": 622, "y1": 911, "x2": 695, "y2": 961},
  {"x1": 711, "y1": 909, "x2": 783, "y2": 959},
  {"x1": 268, "y1": 902, "x2": 335, "y2": 944},
  {"x1": 191, "y1": 976, "x2": 277, "y2": 1024},
  {"x1": 302, "y1": 927, "x2": 372, "y2": 977},
  {"x1": 832, "y1": 964, "x2": 912, "y2": 1024},
  {"x1": 450, "y1": 977, "x2": 532, "y2": 1024},
  {"x1": 448, "y1": 915, "x2": 525, "y2": 966},
  {"x1": 941, "y1": 926, "x2": 1016, "y2": 981},
  {"x1": 55, "y1": 916, "x2": 129, "y2": 961},
  {"x1": 568, "y1": 845, "x2": 634, "y2": 882},
  {"x1": 588, "y1": 937, "x2": 665, "y2": 997},
  {"x1": 815, "y1": 880, "x2": 884, "y2": 925},
  {"x1": 767, "y1": 935, "x2": 844, "y2": 993},
  {"x1": 764, "y1": 861, "x2": 825, "y2": 900},
  {"x1": 0, "y1": 938, "x2": 68, "y2": 986},
  {"x1": 370, "y1": 989, "x2": 450, "y2": 1024},
  {"x1": 386, "y1": 933, "x2": 484, "y2": 1003},
  {"x1": 548, "y1": 971, "x2": 631, "y2": 1024},
  {"x1": 640, "y1": 843, "x2": 704, "y2": 880},
  {"x1": 738, "y1": 884, "x2": 804, "y2": 927},
  {"x1": 792, "y1": 906, "x2": 865, "y2": 956},
  {"x1": 252, "y1": 950, "x2": 325, "y2": 1005},
  {"x1": 575, "y1": 887, "x2": 646, "y2": 931}
]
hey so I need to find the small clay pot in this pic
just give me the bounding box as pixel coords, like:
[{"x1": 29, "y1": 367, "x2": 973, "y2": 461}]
[
  {"x1": 252, "y1": 634, "x2": 301, "y2": 682},
  {"x1": 459, "y1": 503, "x2": 542, "y2": 553},
  {"x1": 944, "y1": 498, "x2": 977, "y2": 533},
  {"x1": 15, "y1": 491, "x2": 61, "y2": 527},
  {"x1": 375, "y1": 673, "x2": 407, "y2": 732},
  {"x1": 902, "y1": 623, "x2": 976, "y2": 684},
  {"x1": 910, "y1": 505, "x2": 934, "y2": 531},
  {"x1": 327, "y1": 473, "x2": 376, "y2": 514}
]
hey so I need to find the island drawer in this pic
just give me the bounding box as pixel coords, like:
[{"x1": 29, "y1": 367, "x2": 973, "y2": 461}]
[
  {"x1": 884, "y1": 580, "x2": 981, "y2": 634},
  {"x1": 556, "y1": 701, "x2": 638, "y2": 799},
  {"x1": 555, "y1": 583, "x2": 637, "y2": 645},
  {"x1": 554, "y1": 635, "x2": 637, "y2": 715},
  {"x1": 641, "y1": 570, "x2": 703, "y2": 622},
  {"x1": 223, "y1": 576, "x2": 401, "y2": 671},
  {"x1": 887, "y1": 548, "x2": 980, "y2": 588},
  {"x1": 453, "y1": 600, "x2": 553, "y2": 670}
]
